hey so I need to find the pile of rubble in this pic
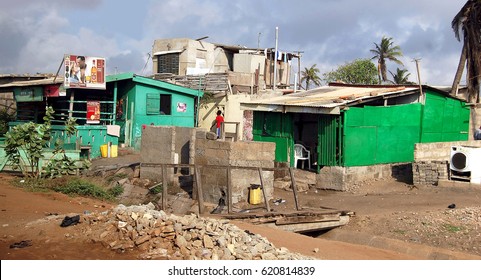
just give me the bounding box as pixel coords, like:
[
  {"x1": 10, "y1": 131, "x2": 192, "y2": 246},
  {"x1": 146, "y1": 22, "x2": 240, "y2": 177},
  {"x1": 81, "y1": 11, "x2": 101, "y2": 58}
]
[{"x1": 84, "y1": 203, "x2": 312, "y2": 260}]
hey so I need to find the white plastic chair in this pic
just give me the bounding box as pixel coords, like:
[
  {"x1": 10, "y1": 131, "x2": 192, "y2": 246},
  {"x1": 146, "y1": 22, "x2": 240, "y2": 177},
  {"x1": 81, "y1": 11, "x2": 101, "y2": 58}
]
[{"x1": 294, "y1": 144, "x2": 311, "y2": 169}]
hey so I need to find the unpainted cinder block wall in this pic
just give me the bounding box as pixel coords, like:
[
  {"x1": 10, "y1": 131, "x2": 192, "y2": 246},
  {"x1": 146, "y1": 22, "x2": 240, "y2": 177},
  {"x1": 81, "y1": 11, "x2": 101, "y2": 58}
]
[
  {"x1": 195, "y1": 139, "x2": 275, "y2": 204},
  {"x1": 413, "y1": 140, "x2": 481, "y2": 186},
  {"x1": 316, "y1": 163, "x2": 412, "y2": 191},
  {"x1": 140, "y1": 126, "x2": 196, "y2": 183}
]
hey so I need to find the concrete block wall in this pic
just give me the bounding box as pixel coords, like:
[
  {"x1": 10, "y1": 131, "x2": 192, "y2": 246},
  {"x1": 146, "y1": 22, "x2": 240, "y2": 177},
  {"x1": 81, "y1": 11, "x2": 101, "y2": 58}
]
[
  {"x1": 195, "y1": 139, "x2": 275, "y2": 204},
  {"x1": 140, "y1": 126, "x2": 196, "y2": 183},
  {"x1": 469, "y1": 106, "x2": 481, "y2": 140},
  {"x1": 412, "y1": 161, "x2": 449, "y2": 186},
  {"x1": 412, "y1": 140, "x2": 481, "y2": 186},
  {"x1": 317, "y1": 163, "x2": 412, "y2": 191},
  {"x1": 140, "y1": 126, "x2": 175, "y2": 182},
  {"x1": 413, "y1": 140, "x2": 481, "y2": 161}
]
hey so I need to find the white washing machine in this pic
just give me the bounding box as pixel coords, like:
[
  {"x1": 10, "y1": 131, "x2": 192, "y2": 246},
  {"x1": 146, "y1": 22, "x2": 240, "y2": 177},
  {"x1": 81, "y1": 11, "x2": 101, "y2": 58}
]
[{"x1": 450, "y1": 146, "x2": 481, "y2": 184}]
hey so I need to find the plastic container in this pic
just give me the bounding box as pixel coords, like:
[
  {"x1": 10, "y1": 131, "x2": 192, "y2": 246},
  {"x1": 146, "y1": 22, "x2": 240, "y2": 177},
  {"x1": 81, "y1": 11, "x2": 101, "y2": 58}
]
[
  {"x1": 100, "y1": 143, "x2": 118, "y2": 158},
  {"x1": 248, "y1": 184, "x2": 262, "y2": 205}
]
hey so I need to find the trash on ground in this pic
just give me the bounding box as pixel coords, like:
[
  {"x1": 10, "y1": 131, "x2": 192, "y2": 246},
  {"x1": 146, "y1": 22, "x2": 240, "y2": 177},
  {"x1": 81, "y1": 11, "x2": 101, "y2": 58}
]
[
  {"x1": 10, "y1": 240, "x2": 32, "y2": 249},
  {"x1": 273, "y1": 199, "x2": 286, "y2": 205},
  {"x1": 60, "y1": 215, "x2": 80, "y2": 227}
]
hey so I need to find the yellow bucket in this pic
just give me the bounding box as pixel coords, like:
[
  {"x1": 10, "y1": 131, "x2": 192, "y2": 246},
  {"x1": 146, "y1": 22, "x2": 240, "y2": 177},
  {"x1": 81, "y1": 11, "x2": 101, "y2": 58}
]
[
  {"x1": 249, "y1": 185, "x2": 262, "y2": 205},
  {"x1": 100, "y1": 144, "x2": 118, "y2": 158}
]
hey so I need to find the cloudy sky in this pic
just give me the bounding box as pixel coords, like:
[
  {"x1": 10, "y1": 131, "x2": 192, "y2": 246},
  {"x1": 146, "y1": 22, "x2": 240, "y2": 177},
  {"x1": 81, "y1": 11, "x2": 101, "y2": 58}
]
[{"x1": 0, "y1": 0, "x2": 468, "y2": 85}]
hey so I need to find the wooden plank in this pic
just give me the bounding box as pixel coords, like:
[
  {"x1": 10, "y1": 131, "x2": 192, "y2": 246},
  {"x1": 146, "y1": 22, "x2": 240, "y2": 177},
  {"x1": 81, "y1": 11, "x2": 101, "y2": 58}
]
[
  {"x1": 194, "y1": 165, "x2": 205, "y2": 214},
  {"x1": 289, "y1": 167, "x2": 300, "y2": 211},
  {"x1": 227, "y1": 166, "x2": 232, "y2": 213},
  {"x1": 270, "y1": 216, "x2": 350, "y2": 233},
  {"x1": 275, "y1": 214, "x2": 341, "y2": 225},
  {"x1": 161, "y1": 165, "x2": 167, "y2": 211},
  {"x1": 258, "y1": 167, "x2": 271, "y2": 212}
]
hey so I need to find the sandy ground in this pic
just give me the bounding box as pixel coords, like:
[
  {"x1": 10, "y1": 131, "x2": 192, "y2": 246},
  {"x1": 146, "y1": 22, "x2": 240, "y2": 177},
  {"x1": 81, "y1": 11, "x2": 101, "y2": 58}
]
[
  {"x1": 0, "y1": 172, "x2": 409, "y2": 260},
  {"x1": 1, "y1": 168, "x2": 480, "y2": 261}
]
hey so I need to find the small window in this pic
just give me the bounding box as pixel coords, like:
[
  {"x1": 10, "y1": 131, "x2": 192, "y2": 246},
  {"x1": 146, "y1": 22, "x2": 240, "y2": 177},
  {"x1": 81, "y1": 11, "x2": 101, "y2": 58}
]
[
  {"x1": 160, "y1": 94, "x2": 171, "y2": 115},
  {"x1": 157, "y1": 53, "x2": 179, "y2": 74},
  {"x1": 146, "y1": 93, "x2": 171, "y2": 115}
]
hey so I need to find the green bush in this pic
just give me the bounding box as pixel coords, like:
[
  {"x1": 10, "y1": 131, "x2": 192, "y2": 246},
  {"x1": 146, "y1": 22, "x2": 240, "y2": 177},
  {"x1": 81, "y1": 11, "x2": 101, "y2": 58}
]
[
  {"x1": 149, "y1": 183, "x2": 163, "y2": 194},
  {"x1": 0, "y1": 108, "x2": 14, "y2": 136},
  {"x1": 53, "y1": 178, "x2": 114, "y2": 200},
  {"x1": 108, "y1": 185, "x2": 124, "y2": 197},
  {"x1": 5, "y1": 106, "x2": 80, "y2": 179}
]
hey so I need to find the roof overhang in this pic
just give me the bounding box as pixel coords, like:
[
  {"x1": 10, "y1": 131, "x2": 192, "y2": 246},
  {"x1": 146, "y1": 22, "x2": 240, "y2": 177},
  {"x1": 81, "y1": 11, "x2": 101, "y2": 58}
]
[
  {"x1": 106, "y1": 72, "x2": 203, "y2": 98},
  {"x1": 0, "y1": 77, "x2": 62, "y2": 88},
  {"x1": 153, "y1": 50, "x2": 184, "y2": 56},
  {"x1": 240, "y1": 103, "x2": 341, "y2": 115}
]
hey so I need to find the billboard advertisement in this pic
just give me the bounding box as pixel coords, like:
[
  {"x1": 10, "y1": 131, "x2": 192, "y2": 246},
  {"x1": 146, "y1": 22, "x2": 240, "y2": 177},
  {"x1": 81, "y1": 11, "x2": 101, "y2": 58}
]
[{"x1": 64, "y1": 54, "x2": 106, "y2": 89}]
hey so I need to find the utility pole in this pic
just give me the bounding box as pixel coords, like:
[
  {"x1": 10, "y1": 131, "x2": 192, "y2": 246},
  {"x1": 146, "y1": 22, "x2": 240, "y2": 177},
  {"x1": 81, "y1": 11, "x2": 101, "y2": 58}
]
[
  {"x1": 297, "y1": 51, "x2": 302, "y2": 91},
  {"x1": 257, "y1": 32, "x2": 261, "y2": 49},
  {"x1": 413, "y1": 58, "x2": 424, "y2": 104},
  {"x1": 273, "y1": 27, "x2": 279, "y2": 92}
]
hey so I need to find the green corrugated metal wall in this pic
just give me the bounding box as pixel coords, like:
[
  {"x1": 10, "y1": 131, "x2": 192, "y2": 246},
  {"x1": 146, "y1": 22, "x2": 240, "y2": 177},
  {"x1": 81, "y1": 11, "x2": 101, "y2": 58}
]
[
  {"x1": 421, "y1": 90, "x2": 469, "y2": 142},
  {"x1": 318, "y1": 115, "x2": 343, "y2": 167},
  {"x1": 343, "y1": 103, "x2": 422, "y2": 166},
  {"x1": 252, "y1": 90, "x2": 469, "y2": 168},
  {"x1": 342, "y1": 91, "x2": 468, "y2": 166},
  {"x1": 252, "y1": 111, "x2": 294, "y2": 164}
]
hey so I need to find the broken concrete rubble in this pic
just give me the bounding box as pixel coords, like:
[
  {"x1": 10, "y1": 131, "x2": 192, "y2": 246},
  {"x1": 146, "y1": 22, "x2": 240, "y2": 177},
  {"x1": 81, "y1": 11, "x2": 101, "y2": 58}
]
[{"x1": 85, "y1": 203, "x2": 312, "y2": 260}]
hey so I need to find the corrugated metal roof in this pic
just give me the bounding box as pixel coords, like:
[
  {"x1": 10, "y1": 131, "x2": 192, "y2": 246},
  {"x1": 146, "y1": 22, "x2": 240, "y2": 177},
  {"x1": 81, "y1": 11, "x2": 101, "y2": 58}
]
[
  {"x1": 0, "y1": 73, "x2": 55, "y2": 78},
  {"x1": 0, "y1": 77, "x2": 62, "y2": 88},
  {"x1": 244, "y1": 85, "x2": 413, "y2": 109}
]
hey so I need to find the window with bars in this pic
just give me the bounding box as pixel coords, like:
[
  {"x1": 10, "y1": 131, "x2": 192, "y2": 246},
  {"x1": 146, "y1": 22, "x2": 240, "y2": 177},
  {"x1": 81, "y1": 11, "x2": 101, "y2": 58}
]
[{"x1": 157, "y1": 53, "x2": 179, "y2": 74}]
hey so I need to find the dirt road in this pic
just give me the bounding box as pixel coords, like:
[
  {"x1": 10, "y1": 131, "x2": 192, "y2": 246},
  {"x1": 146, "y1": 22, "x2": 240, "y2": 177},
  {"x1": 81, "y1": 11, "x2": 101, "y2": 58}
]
[{"x1": 1, "y1": 170, "x2": 480, "y2": 260}]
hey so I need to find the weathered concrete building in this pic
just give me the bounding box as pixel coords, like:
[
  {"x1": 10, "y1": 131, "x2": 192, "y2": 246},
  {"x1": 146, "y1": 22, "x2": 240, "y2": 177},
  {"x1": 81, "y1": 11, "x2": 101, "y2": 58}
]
[
  {"x1": 140, "y1": 125, "x2": 275, "y2": 206},
  {"x1": 151, "y1": 38, "x2": 302, "y2": 141}
]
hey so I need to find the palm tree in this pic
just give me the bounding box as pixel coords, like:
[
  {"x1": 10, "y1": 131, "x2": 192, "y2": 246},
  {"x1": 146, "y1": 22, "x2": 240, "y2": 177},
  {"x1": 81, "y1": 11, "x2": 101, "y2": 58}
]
[
  {"x1": 370, "y1": 36, "x2": 404, "y2": 83},
  {"x1": 451, "y1": 0, "x2": 481, "y2": 103},
  {"x1": 300, "y1": 64, "x2": 322, "y2": 90},
  {"x1": 389, "y1": 68, "x2": 414, "y2": 84}
]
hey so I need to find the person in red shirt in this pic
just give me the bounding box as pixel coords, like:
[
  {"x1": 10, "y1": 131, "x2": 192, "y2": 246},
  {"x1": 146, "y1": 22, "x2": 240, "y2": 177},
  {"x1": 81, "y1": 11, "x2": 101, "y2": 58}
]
[{"x1": 215, "y1": 110, "x2": 224, "y2": 139}]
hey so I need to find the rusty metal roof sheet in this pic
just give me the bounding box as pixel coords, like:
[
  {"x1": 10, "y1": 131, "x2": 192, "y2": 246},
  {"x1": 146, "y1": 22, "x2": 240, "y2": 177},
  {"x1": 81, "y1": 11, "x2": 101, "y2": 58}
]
[
  {"x1": 245, "y1": 85, "x2": 413, "y2": 109},
  {"x1": 0, "y1": 77, "x2": 62, "y2": 88}
]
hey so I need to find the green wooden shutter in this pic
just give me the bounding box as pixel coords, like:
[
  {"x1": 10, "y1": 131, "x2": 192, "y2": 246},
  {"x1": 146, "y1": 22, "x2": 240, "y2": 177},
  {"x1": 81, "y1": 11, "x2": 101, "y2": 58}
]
[{"x1": 146, "y1": 93, "x2": 160, "y2": 115}]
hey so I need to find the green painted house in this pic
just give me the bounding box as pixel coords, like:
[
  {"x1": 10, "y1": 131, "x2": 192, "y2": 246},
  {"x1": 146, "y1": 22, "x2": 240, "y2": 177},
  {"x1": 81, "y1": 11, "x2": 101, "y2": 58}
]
[
  {"x1": 0, "y1": 73, "x2": 203, "y2": 163},
  {"x1": 241, "y1": 84, "x2": 470, "y2": 171},
  {"x1": 107, "y1": 73, "x2": 203, "y2": 150}
]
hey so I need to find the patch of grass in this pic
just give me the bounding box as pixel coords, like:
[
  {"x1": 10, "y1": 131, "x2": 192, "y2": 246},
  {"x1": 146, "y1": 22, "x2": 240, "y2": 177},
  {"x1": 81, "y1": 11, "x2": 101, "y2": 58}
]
[
  {"x1": 107, "y1": 185, "x2": 124, "y2": 197},
  {"x1": 105, "y1": 173, "x2": 129, "y2": 184},
  {"x1": 13, "y1": 176, "x2": 120, "y2": 201},
  {"x1": 149, "y1": 183, "x2": 163, "y2": 195},
  {"x1": 12, "y1": 177, "x2": 50, "y2": 192},
  {"x1": 443, "y1": 224, "x2": 463, "y2": 233},
  {"x1": 392, "y1": 229, "x2": 407, "y2": 235},
  {"x1": 52, "y1": 178, "x2": 112, "y2": 200}
]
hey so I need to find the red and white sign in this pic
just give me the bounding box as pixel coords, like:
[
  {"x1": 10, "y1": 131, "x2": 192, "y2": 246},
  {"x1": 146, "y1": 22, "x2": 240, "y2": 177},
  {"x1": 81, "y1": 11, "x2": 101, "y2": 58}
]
[{"x1": 86, "y1": 101, "x2": 101, "y2": 124}]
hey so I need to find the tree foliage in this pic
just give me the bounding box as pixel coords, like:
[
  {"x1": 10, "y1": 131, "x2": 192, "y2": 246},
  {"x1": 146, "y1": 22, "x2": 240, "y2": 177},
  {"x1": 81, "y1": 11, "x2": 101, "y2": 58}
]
[
  {"x1": 4, "y1": 107, "x2": 82, "y2": 179},
  {"x1": 389, "y1": 68, "x2": 415, "y2": 84},
  {"x1": 0, "y1": 108, "x2": 15, "y2": 136},
  {"x1": 370, "y1": 36, "x2": 404, "y2": 83},
  {"x1": 300, "y1": 64, "x2": 322, "y2": 90},
  {"x1": 322, "y1": 59, "x2": 379, "y2": 85}
]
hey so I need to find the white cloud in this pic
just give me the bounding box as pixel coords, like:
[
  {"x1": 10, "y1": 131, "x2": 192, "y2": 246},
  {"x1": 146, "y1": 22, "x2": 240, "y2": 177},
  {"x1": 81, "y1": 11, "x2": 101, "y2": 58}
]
[{"x1": 0, "y1": 0, "x2": 470, "y2": 85}]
